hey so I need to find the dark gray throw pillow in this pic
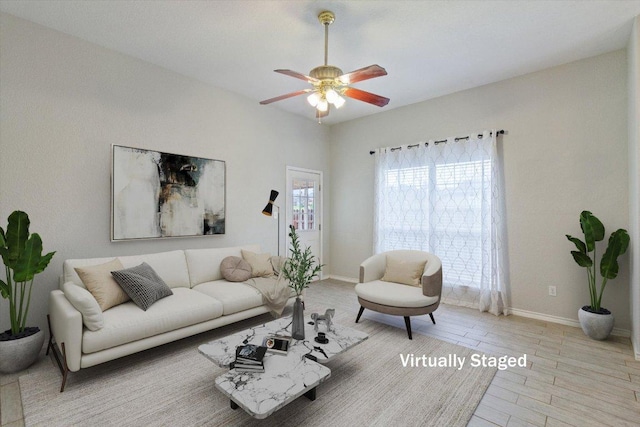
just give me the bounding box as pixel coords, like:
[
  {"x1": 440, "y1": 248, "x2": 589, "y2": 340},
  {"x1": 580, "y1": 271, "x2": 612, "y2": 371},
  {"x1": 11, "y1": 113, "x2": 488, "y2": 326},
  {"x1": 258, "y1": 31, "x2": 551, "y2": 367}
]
[{"x1": 111, "y1": 262, "x2": 173, "y2": 311}]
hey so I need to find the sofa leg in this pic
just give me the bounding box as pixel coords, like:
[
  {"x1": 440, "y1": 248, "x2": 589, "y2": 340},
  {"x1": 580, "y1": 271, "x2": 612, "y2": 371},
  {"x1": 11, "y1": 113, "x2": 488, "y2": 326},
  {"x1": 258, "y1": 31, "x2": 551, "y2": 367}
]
[
  {"x1": 404, "y1": 316, "x2": 413, "y2": 340},
  {"x1": 429, "y1": 313, "x2": 436, "y2": 324},
  {"x1": 355, "y1": 306, "x2": 365, "y2": 323},
  {"x1": 47, "y1": 315, "x2": 70, "y2": 392}
]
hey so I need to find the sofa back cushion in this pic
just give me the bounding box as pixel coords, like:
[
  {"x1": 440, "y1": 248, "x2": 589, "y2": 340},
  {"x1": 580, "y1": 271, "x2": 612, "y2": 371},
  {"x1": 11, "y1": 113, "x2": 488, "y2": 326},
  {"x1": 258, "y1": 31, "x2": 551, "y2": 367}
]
[
  {"x1": 185, "y1": 245, "x2": 260, "y2": 287},
  {"x1": 63, "y1": 250, "x2": 190, "y2": 289}
]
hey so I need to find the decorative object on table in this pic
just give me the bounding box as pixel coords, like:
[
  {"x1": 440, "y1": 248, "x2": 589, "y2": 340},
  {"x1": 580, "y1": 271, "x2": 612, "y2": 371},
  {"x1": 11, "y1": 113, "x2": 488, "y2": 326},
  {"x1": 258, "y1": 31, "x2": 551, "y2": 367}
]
[
  {"x1": 566, "y1": 210, "x2": 629, "y2": 340},
  {"x1": 310, "y1": 309, "x2": 335, "y2": 332},
  {"x1": 314, "y1": 332, "x2": 329, "y2": 344},
  {"x1": 281, "y1": 225, "x2": 324, "y2": 340},
  {"x1": 111, "y1": 145, "x2": 225, "y2": 240},
  {"x1": 232, "y1": 344, "x2": 267, "y2": 373},
  {"x1": 262, "y1": 335, "x2": 291, "y2": 355},
  {"x1": 0, "y1": 211, "x2": 55, "y2": 373},
  {"x1": 262, "y1": 189, "x2": 280, "y2": 256}
]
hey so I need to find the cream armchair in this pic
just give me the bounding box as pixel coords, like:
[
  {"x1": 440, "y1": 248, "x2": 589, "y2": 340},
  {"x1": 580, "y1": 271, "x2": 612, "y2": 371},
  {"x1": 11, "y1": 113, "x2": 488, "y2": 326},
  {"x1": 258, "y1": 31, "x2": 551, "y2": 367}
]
[{"x1": 355, "y1": 250, "x2": 442, "y2": 339}]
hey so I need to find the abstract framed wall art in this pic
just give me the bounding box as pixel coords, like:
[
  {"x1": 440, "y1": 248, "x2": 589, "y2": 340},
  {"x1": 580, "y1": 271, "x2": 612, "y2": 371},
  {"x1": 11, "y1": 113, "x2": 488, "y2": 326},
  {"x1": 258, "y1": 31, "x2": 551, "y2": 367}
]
[{"x1": 111, "y1": 145, "x2": 225, "y2": 241}]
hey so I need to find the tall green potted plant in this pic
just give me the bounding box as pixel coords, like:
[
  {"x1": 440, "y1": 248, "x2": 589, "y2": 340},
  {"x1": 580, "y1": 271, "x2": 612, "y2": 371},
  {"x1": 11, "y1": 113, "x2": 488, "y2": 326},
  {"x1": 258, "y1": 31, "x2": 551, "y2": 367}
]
[
  {"x1": 0, "y1": 211, "x2": 55, "y2": 373},
  {"x1": 566, "y1": 211, "x2": 629, "y2": 340},
  {"x1": 281, "y1": 225, "x2": 323, "y2": 340}
]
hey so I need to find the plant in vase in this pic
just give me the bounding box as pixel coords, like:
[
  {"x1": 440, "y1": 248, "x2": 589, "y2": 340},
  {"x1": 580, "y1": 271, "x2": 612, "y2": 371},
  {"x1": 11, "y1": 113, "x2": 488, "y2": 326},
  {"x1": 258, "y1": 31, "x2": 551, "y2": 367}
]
[
  {"x1": 0, "y1": 210, "x2": 55, "y2": 373},
  {"x1": 281, "y1": 225, "x2": 323, "y2": 340},
  {"x1": 566, "y1": 211, "x2": 629, "y2": 340}
]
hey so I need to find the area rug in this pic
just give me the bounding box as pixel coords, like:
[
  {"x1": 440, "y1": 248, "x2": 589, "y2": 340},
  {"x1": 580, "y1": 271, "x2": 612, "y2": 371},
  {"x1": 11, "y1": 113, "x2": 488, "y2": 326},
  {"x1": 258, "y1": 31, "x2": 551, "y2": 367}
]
[{"x1": 19, "y1": 310, "x2": 496, "y2": 427}]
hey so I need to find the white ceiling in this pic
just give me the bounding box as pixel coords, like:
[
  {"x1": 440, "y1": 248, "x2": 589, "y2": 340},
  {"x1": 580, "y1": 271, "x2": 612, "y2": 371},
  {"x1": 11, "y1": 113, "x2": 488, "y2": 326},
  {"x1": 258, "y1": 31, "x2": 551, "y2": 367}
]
[{"x1": 2, "y1": 1, "x2": 640, "y2": 124}]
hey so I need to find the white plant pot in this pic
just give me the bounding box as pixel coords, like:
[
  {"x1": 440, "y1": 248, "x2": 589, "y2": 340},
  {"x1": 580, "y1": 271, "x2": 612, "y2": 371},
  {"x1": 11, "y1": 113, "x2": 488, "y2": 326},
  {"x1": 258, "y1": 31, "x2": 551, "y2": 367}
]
[
  {"x1": 0, "y1": 328, "x2": 44, "y2": 374},
  {"x1": 578, "y1": 306, "x2": 614, "y2": 340}
]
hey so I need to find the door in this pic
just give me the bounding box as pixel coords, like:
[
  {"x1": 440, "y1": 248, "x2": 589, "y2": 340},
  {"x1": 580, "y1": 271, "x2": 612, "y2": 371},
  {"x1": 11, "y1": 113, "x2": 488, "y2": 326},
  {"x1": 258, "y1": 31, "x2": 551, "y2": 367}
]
[{"x1": 286, "y1": 167, "x2": 323, "y2": 278}]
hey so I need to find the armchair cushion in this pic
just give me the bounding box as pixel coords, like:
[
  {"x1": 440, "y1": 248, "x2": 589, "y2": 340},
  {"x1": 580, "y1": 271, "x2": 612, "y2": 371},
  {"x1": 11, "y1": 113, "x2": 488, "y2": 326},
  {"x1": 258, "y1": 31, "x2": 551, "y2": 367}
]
[
  {"x1": 111, "y1": 263, "x2": 173, "y2": 311},
  {"x1": 381, "y1": 255, "x2": 426, "y2": 287},
  {"x1": 62, "y1": 282, "x2": 104, "y2": 331},
  {"x1": 220, "y1": 256, "x2": 252, "y2": 282},
  {"x1": 355, "y1": 280, "x2": 439, "y2": 308}
]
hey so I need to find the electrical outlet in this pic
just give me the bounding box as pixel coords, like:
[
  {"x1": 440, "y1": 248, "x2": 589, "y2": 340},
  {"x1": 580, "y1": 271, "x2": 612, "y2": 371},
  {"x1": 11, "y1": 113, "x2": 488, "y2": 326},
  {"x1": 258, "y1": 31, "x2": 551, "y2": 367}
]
[{"x1": 548, "y1": 286, "x2": 556, "y2": 297}]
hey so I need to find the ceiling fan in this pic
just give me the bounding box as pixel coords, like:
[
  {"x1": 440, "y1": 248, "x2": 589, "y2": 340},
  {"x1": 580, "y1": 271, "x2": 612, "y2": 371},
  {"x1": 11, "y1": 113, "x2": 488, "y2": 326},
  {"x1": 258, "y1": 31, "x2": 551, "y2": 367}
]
[{"x1": 259, "y1": 10, "x2": 390, "y2": 121}]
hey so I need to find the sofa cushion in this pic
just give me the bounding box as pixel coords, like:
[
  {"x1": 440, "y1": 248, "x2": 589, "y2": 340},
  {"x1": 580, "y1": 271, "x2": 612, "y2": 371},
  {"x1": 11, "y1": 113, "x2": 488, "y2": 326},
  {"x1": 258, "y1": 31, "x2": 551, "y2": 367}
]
[
  {"x1": 111, "y1": 263, "x2": 174, "y2": 311},
  {"x1": 192, "y1": 280, "x2": 263, "y2": 315},
  {"x1": 82, "y1": 288, "x2": 223, "y2": 354},
  {"x1": 220, "y1": 256, "x2": 252, "y2": 282},
  {"x1": 381, "y1": 255, "x2": 426, "y2": 287},
  {"x1": 117, "y1": 250, "x2": 190, "y2": 289},
  {"x1": 74, "y1": 258, "x2": 130, "y2": 311},
  {"x1": 241, "y1": 250, "x2": 274, "y2": 277},
  {"x1": 64, "y1": 250, "x2": 190, "y2": 289},
  {"x1": 355, "y1": 280, "x2": 439, "y2": 308},
  {"x1": 62, "y1": 282, "x2": 104, "y2": 331},
  {"x1": 185, "y1": 245, "x2": 260, "y2": 286}
]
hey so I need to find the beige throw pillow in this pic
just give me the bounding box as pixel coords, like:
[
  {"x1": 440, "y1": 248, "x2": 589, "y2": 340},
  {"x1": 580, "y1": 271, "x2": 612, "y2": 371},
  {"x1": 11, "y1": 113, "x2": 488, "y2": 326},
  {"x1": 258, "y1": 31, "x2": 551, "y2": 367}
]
[
  {"x1": 75, "y1": 258, "x2": 130, "y2": 311},
  {"x1": 381, "y1": 256, "x2": 427, "y2": 287},
  {"x1": 241, "y1": 250, "x2": 274, "y2": 277}
]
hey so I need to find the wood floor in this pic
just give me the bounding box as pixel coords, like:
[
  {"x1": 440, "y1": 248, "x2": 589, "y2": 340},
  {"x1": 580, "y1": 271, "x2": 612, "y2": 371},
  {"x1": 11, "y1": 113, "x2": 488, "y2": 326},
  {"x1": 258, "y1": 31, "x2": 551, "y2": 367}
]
[{"x1": 1, "y1": 279, "x2": 639, "y2": 426}]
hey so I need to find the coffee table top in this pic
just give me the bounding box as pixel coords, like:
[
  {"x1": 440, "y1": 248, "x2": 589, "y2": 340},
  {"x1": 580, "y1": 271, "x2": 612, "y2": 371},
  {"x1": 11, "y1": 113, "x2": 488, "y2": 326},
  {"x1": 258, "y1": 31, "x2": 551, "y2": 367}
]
[
  {"x1": 198, "y1": 315, "x2": 368, "y2": 419},
  {"x1": 198, "y1": 315, "x2": 368, "y2": 367}
]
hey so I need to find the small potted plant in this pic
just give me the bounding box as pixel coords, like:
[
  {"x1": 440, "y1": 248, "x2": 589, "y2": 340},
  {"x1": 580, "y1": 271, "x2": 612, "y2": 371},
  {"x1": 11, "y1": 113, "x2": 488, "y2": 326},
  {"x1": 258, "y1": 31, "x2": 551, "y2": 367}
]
[
  {"x1": 281, "y1": 225, "x2": 323, "y2": 339},
  {"x1": 0, "y1": 211, "x2": 55, "y2": 373},
  {"x1": 566, "y1": 211, "x2": 629, "y2": 340}
]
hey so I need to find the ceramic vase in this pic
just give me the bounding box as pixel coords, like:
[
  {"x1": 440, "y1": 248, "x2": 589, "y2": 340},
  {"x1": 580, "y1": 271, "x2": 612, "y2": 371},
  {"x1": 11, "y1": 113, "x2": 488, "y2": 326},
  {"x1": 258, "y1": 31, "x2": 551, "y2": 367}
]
[{"x1": 292, "y1": 297, "x2": 305, "y2": 340}]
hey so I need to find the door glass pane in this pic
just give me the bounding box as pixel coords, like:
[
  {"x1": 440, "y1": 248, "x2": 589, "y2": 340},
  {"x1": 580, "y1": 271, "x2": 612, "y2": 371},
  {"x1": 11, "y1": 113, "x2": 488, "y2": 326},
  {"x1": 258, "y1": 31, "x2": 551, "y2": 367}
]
[{"x1": 292, "y1": 178, "x2": 316, "y2": 231}]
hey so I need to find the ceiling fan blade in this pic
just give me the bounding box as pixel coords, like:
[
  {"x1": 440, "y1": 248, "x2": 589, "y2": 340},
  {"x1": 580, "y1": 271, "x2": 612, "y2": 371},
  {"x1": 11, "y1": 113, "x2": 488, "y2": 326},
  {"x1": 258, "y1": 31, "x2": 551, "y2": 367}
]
[
  {"x1": 343, "y1": 87, "x2": 390, "y2": 107},
  {"x1": 338, "y1": 65, "x2": 387, "y2": 85},
  {"x1": 275, "y1": 69, "x2": 319, "y2": 83},
  {"x1": 260, "y1": 89, "x2": 312, "y2": 105}
]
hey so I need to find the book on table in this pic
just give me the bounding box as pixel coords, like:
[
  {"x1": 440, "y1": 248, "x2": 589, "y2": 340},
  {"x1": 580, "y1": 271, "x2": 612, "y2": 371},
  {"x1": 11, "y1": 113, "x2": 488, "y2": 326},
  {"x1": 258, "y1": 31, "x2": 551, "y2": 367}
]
[{"x1": 233, "y1": 344, "x2": 267, "y2": 372}]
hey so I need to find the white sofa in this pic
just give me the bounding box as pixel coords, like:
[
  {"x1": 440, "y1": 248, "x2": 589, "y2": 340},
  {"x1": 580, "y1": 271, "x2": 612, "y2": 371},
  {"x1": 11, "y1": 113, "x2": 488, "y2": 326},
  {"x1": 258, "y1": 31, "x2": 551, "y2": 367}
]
[{"x1": 48, "y1": 244, "x2": 293, "y2": 391}]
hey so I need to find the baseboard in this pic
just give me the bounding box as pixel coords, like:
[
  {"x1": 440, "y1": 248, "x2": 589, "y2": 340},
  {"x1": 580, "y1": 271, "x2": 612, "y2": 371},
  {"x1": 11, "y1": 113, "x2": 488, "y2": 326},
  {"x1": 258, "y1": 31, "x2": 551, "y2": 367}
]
[
  {"x1": 632, "y1": 334, "x2": 640, "y2": 361},
  {"x1": 508, "y1": 307, "x2": 631, "y2": 338},
  {"x1": 327, "y1": 275, "x2": 358, "y2": 284}
]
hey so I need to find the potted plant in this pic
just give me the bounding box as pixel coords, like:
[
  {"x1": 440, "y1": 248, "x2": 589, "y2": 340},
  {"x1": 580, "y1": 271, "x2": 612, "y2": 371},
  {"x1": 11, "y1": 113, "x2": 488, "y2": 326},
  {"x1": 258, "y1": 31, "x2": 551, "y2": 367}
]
[
  {"x1": 566, "y1": 211, "x2": 629, "y2": 340},
  {"x1": 0, "y1": 211, "x2": 55, "y2": 373},
  {"x1": 281, "y1": 225, "x2": 323, "y2": 339}
]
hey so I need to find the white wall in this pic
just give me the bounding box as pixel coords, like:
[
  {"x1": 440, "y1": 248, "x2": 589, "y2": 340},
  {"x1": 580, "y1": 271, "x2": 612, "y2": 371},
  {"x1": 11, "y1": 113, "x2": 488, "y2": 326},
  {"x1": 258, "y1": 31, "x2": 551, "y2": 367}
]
[
  {"x1": 629, "y1": 16, "x2": 640, "y2": 357},
  {"x1": 330, "y1": 50, "x2": 631, "y2": 330},
  {"x1": 0, "y1": 14, "x2": 330, "y2": 333}
]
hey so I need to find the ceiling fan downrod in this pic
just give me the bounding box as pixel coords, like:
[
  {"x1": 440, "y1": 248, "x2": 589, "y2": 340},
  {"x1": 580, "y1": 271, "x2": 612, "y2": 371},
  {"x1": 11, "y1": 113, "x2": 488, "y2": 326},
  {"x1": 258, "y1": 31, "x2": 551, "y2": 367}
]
[{"x1": 318, "y1": 10, "x2": 334, "y2": 66}]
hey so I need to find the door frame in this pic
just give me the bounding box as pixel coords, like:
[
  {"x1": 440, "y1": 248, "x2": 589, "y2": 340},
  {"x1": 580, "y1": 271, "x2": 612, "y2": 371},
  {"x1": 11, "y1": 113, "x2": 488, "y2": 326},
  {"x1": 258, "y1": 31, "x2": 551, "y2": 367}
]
[{"x1": 285, "y1": 166, "x2": 324, "y2": 278}]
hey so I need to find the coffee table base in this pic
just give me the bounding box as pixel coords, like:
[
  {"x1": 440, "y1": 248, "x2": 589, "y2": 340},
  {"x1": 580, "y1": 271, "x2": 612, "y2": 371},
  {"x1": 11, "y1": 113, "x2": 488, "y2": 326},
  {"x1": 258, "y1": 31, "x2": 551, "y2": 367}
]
[{"x1": 229, "y1": 386, "x2": 317, "y2": 411}]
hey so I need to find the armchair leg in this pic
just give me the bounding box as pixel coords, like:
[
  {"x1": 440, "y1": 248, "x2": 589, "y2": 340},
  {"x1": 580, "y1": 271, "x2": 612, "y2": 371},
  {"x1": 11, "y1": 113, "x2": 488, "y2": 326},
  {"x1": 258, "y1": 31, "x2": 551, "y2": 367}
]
[
  {"x1": 46, "y1": 315, "x2": 70, "y2": 392},
  {"x1": 429, "y1": 313, "x2": 436, "y2": 324},
  {"x1": 404, "y1": 316, "x2": 413, "y2": 340},
  {"x1": 355, "y1": 306, "x2": 365, "y2": 323}
]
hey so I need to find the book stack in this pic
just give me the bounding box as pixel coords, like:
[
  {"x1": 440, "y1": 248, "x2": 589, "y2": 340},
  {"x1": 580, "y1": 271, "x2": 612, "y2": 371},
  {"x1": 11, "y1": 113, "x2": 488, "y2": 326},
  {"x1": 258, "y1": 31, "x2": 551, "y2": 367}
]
[{"x1": 231, "y1": 344, "x2": 267, "y2": 373}]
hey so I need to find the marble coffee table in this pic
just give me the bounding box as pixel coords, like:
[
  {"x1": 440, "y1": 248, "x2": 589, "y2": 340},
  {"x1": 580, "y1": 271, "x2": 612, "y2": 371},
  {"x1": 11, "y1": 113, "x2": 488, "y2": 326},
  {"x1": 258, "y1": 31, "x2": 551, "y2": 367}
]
[{"x1": 198, "y1": 316, "x2": 368, "y2": 419}]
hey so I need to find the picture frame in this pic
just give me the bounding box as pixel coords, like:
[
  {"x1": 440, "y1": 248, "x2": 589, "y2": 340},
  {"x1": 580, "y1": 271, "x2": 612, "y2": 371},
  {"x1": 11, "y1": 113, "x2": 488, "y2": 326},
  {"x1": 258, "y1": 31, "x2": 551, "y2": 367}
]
[{"x1": 111, "y1": 145, "x2": 225, "y2": 241}]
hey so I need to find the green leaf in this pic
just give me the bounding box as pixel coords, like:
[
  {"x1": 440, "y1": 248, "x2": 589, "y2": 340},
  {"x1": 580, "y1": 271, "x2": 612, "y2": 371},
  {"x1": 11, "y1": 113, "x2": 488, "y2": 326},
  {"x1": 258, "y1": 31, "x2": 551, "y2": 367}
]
[
  {"x1": 0, "y1": 279, "x2": 9, "y2": 299},
  {"x1": 566, "y1": 235, "x2": 586, "y2": 254},
  {"x1": 4, "y1": 211, "x2": 30, "y2": 268},
  {"x1": 571, "y1": 251, "x2": 593, "y2": 268},
  {"x1": 600, "y1": 229, "x2": 630, "y2": 280},
  {"x1": 13, "y1": 233, "x2": 43, "y2": 283},
  {"x1": 579, "y1": 211, "x2": 604, "y2": 251}
]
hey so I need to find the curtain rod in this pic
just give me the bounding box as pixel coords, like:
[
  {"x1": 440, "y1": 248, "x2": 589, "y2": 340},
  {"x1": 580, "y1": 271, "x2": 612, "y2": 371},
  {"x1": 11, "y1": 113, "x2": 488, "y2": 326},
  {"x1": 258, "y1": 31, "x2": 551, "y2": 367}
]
[{"x1": 368, "y1": 129, "x2": 505, "y2": 155}]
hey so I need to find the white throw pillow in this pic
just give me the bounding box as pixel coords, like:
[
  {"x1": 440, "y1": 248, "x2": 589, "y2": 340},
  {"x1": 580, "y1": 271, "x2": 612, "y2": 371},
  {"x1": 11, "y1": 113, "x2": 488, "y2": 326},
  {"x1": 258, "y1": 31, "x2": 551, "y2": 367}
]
[
  {"x1": 63, "y1": 282, "x2": 104, "y2": 331},
  {"x1": 241, "y1": 250, "x2": 274, "y2": 277}
]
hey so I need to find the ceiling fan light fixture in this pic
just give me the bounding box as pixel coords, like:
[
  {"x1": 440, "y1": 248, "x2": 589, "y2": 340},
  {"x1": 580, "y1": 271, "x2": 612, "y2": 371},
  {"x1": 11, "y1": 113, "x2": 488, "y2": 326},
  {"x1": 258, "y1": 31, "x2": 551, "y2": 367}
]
[
  {"x1": 317, "y1": 98, "x2": 329, "y2": 112},
  {"x1": 307, "y1": 92, "x2": 321, "y2": 107},
  {"x1": 325, "y1": 88, "x2": 339, "y2": 103},
  {"x1": 332, "y1": 95, "x2": 346, "y2": 109}
]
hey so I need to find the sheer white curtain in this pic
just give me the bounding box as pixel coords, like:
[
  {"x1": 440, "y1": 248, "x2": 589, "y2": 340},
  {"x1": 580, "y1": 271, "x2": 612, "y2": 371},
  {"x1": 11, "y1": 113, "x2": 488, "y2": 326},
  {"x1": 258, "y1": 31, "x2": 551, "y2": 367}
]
[{"x1": 373, "y1": 130, "x2": 509, "y2": 315}]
